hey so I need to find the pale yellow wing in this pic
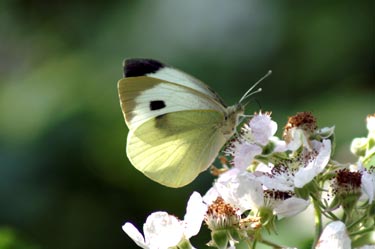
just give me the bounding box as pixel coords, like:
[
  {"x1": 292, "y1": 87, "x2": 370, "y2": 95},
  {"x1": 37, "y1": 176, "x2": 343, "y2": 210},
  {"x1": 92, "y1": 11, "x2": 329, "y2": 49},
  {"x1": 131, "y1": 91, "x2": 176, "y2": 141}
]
[{"x1": 126, "y1": 110, "x2": 227, "y2": 188}]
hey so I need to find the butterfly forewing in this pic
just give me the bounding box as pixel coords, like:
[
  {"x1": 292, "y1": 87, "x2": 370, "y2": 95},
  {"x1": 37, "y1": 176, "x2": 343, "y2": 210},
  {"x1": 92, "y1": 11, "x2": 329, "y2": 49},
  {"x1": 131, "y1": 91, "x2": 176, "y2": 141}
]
[
  {"x1": 123, "y1": 58, "x2": 226, "y2": 107},
  {"x1": 118, "y1": 76, "x2": 226, "y2": 130}
]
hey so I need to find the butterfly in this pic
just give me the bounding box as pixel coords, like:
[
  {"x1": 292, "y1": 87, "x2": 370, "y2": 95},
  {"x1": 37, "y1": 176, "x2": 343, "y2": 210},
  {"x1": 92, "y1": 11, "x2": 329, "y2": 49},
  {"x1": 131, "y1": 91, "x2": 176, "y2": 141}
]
[{"x1": 118, "y1": 58, "x2": 268, "y2": 188}]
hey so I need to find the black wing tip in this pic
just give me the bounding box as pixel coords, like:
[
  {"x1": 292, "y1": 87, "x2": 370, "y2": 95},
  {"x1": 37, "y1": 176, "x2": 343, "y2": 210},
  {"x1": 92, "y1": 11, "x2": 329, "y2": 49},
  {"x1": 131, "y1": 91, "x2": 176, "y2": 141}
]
[{"x1": 123, "y1": 58, "x2": 165, "y2": 77}]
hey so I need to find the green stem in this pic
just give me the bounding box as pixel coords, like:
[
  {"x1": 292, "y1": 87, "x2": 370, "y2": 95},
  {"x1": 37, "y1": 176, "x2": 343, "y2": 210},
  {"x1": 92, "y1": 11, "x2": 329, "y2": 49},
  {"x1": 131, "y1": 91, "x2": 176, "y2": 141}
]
[
  {"x1": 311, "y1": 194, "x2": 340, "y2": 221},
  {"x1": 258, "y1": 238, "x2": 283, "y2": 248},
  {"x1": 350, "y1": 227, "x2": 374, "y2": 236},
  {"x1": 312, "y1": 197, "x2": 323, "y2": 248},
  {"x1": 347, "y1": 215, "x2": 366, "y2": 230},
  {"x1": 250, "y1": 239, "x2": 256, "y2": 249},
  {"x1": 320, "y1": 209, "x2": 340, "y2": 221}
]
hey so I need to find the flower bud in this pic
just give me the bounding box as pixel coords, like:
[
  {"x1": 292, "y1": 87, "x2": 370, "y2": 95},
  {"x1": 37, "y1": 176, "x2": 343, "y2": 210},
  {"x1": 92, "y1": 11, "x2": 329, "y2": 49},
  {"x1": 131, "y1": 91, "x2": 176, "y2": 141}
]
[{"x1": 351, "y1": 138, "x2": 368, "y2": 157}]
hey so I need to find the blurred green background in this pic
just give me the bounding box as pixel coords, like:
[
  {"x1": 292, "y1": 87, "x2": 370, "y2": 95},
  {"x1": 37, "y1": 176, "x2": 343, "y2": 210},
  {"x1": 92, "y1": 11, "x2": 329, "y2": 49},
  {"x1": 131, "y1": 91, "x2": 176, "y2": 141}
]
[{"x1": 0, "y1": 1, "x2": 373, "y2": 248}]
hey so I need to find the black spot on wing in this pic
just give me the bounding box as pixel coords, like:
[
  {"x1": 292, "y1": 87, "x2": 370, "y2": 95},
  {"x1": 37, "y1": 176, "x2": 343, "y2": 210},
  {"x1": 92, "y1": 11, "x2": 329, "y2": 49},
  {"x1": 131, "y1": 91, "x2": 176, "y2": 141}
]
[
  {"x1": 123, "y1": 59, "x2": 165, "y2": 77},
  {"x1": 150, "y1": 100, "x2": 166, "y2": 111}
]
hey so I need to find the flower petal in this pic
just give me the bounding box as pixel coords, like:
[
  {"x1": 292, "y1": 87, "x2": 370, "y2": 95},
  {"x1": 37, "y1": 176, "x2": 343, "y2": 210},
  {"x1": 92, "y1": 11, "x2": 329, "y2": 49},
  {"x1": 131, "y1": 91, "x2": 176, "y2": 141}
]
[
  {"x1": 316, "y1": 221, "x2": 351, "y2": 249},
  {"x1": 273, "y1": 197, "x2": 310, "y2": 218},
  {"x1": 213, "y1": 169, "x2": 264, "y2": 213},
  {"x1": 250, "y1": 113, "x2": 278, "y2": 146},
  {"x1": 294, "y1": 139, "x2": 331, "y2": 188},
  {"x1": 312, "y1": 139, "x2": 331, "y2": 174},
  {"x1": 203, "y1": 187, "x2": 220, "y2": 205},
  {"x1": 143, "y1": 212, "x2": 184, "y2": 248},
  {"x1": 183, "y1": 192, "x2": 207, "y2": 238},
  {"x1": 233, "y1": 142, "x2": 262, "y2": 170},
  {"x1": 257, "y1": 174, "x2": 295, "y2": 192},
  {"x1": 361, "y1": 170, "x2": 375, "y2": 203},
  {"x1": 255, "y1": 163, "x2": 295, "y2": 192},
  {"x1": 286, "y1": 128, "x2": 310, "y2": 151},
  {"x1": 122, "y1": 222, "x2": 148, "y2": 249}
]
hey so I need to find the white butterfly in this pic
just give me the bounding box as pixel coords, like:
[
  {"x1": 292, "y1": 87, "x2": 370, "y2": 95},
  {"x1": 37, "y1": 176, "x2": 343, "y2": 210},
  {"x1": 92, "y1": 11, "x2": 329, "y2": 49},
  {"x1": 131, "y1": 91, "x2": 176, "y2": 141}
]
[{"x1": 118, "y1": 59, "x2": 268, "y2": 188}]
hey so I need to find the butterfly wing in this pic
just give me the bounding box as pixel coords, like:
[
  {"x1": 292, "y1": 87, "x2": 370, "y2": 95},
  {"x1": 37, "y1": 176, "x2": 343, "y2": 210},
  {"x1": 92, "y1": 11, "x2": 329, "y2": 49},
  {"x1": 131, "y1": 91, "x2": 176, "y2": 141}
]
[
  {"x1": 127, "y1": 110, "x2": 227, "y2": 187},
  {"x1": 118, "y1": 76, "x2": 226, "y2": 130},
  {"x1": 118, "y1": 58, "x2": 233, "y2": 187},
  {"x1": 123, "y1": 58, "x2": 227, "y2": 107}
]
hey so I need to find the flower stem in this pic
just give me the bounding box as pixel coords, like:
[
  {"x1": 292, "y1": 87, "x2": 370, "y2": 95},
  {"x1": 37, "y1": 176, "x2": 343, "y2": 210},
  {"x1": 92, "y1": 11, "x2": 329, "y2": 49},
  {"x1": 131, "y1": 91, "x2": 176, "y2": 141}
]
[
  {"x1": 347, "y1": 214, "x2": 366, "y2": 230},
  {"x1": 350, "y1": 227, "x2": 374, "y2": 236},
  {"x1": 312, "y1": 197, "x2": 323, "y2": 247},
  {"x1": 258, "y1": 238, "x2": 284, "y2": 248}
]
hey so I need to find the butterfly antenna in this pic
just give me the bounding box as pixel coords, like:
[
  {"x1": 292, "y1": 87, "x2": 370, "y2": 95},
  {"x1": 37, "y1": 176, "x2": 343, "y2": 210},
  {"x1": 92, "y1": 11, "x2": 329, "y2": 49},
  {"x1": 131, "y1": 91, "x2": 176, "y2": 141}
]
[{"x1": 239, "y1": 70, "x2": 272, "y2": 104}]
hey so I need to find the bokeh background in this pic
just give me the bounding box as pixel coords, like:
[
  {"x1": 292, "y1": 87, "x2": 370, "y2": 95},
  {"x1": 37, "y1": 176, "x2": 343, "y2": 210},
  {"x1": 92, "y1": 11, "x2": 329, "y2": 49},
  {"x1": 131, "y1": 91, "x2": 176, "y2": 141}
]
[{"x1": 0, "y1": 1, "x2": 373, "y2": 248}]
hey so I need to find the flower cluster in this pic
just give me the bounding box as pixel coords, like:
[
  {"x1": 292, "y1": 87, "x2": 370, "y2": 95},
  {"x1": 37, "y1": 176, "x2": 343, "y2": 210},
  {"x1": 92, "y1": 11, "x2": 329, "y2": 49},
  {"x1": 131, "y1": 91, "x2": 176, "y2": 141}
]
[{"x1": 123, "y1": 112, "x2": 375, "y2": 249}]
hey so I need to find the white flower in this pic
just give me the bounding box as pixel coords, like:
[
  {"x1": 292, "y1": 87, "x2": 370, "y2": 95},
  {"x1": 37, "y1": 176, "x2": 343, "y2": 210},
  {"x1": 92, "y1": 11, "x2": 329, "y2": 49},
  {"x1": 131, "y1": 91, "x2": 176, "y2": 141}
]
[
  {"x1": 294, "y1": 139, "x2": 331, "y2": 188},
  {"x1": 204, "y1": 168, "x2": 263, "y2": 213},
  {"x1": 248, "y1": 112, "x2": 278, "y2": 146},
  {"x1": 256, "y1": 140, "x2": 331, "y2": 189},
  {"x1": 350, "y1": 114, "x2": 375, "y2": 166},
  {"x1": 261, "y1": 183, "x2": 310, "y2": 218},
  {"x1": 225, "y1": 112, "x2": 278, "y2": 170},
  {"x1": 254, "y1": 163, "x2": 311, "y2": 217},
  {"x1": 331, "y1": 164, "x2": 375, "y2": 205},
  {"x1": 255, "y1": 162, "x2": 295, "y2": 192},
  {"x1": 282, "y1": 112, "x2": 318, "y2": 151},
  {"x1": 351, "y1": 137, "x2": 368, "y2": 156},
  {"x1": 204, "y1": 196, "x2": 241, "y2": 231},
  {"x1": 360, "y1": 168, "x2": 375, "y2": 204},
  {"x1": 317, "y1": 220, "x2": 375, "y2": 249},
  {"x1": 123, "y1": 192, "x2": 207, "y2": 249},
  {"x1": 272, "y1": 196, "x2": 310, "y2": 218},
  {"x1": 230, "y1": 142, "x2": 262, "y2": 171},
  {"x1": 316, "y1": 126, "x2": 336, "y2": 139},
  {"x1": 285, "y1": 127, "x2": 311, "y2": 151},
  {"x1": 205, "y1": 168, "x2": 309, "y2": 218},
  {"x1": 123, "y1": 212, "x2": 184, "y2": 249},
  {"x1": 316, "y1": 221, "x2": 351, "y2": 249},
  {"x1": 253, "y1": 132, "x2": 331, "y2": 189}
]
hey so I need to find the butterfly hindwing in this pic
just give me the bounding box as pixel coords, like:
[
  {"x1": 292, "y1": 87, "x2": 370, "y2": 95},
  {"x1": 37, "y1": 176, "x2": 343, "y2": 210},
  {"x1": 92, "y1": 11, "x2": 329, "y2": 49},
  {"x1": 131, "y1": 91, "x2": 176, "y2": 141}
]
[{"x1": 126, "y1": 110, "x2": 227, "y2": 187}]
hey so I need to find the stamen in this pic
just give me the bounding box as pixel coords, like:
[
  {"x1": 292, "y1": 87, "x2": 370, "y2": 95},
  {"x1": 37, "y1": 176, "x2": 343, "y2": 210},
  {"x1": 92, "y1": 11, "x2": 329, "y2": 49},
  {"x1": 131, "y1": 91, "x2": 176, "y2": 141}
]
[
  {"x1": 205, "y1": 197, "x2": 241, "y2": 230},
  {"x1": 283, "y1": 112, "x2": 317, "y2": 139},
  {"x1": 331, "y1": 168, "x2": 363, "y2": 196},
  {"x1": 264, "y1": 189, "x2": 294, "y2": 200}
]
